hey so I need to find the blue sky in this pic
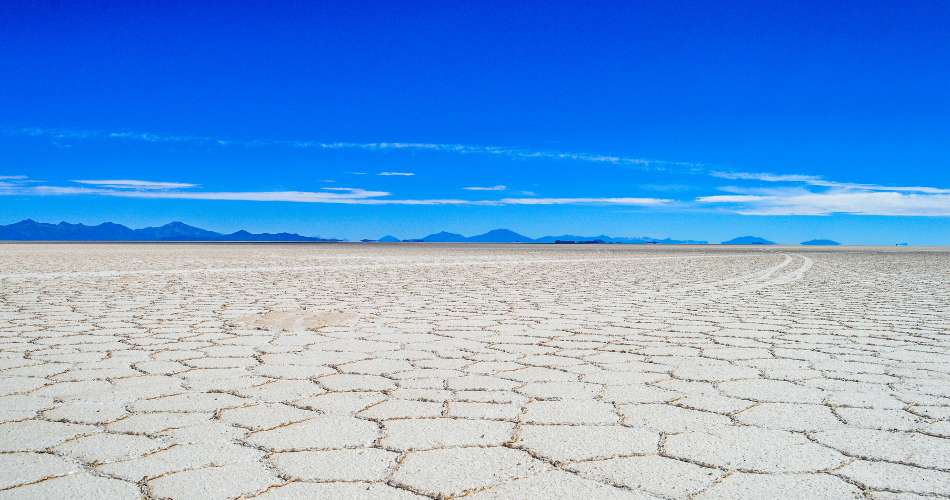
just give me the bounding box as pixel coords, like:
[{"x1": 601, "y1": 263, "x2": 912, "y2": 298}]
[{"x1": 1, "y1": 1, "x2": 949, "y2": 243}]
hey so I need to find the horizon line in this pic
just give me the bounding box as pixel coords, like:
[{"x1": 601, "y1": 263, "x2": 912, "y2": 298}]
[{"x1": 0, "y1": 217, "x2": 923, "y2": 246}]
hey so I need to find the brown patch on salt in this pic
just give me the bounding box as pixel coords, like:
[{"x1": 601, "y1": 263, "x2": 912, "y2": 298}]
[{"x1": 238, "y1": 309, "x2": 355, "y2": 332}]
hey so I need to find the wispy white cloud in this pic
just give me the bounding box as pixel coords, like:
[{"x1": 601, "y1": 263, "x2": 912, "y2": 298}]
[
  {"x1": 700, "y1": 172, "x2": 950, "y2": 216},
  {"x1": 463, "y1": 185, "x2": 507, "y2": 191},
  {"x1": 713, "y1": 170, "x2": 950, "y2": 194},
  {"x1": 700, "y1": 191, "x2": 950, "y2": 216},
  {"x1": 29, "y1": 185, "x2": 397, "y2": 203},
  {"x1": 1, "y1": 178, "x2": 670, "y2": 207},
  {"x1": 12, "y1": 128, "x2": 949, "y2": 216},
  {"x1": 377, "y1": 171, "x2": 415, "y2": 176},
  {"x1": 711, "y1": 171, "x2": 823, "y2": 183},
  {"x1": 72, "y1": 179, "x2": 197, "y2": 190},
  {"x1": 10, "y1": 127, "x2": 705, "y2": 172},
  {"x1": 806, "y1": 180, "x2": 950, "y2": 194},
  {"x1": 500, "y1": 197, "x2": 670, "y2": 206},
  {"x1": 0, "y1": 174, "x2": 38, "y2": 190}
]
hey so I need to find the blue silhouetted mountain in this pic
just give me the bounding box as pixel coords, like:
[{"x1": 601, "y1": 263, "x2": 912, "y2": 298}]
[
  {"x1": 721, "y1": 236, "x2": 776, "y2": 245},
  {"x1": 0, "y1": 219, "x2": 137, "y2": 240},
  {"x1": 2, "y1": 220, "x2": 711, "y2": 244},
  {"x1": 465, "y1": 229, "x2": 533, "y2": 243},
  {"x1": 134, "y1": 221, "x2": 222, "y2": 240},
  {"x1": 407, "y1": 229, "x2": 706, "y2": 244},
  {"x1": 535, "y1": 234, "x2": 705, "y2": 244},
  {"x1": 0, "y1": 219, "x2": 339, "y2": 242},
  {"x1": 644, "y1": 237, "x2": 707, "y2": 245},
  {"x1": 801, "y1": 239, "x2": 840, "y2": 246},
  {"x1": 417, "y1": 231, "x2": 468, "y2": 242},
  {"x1": 534, "y1": 234, "x2": 619, "y2": 243},
  {"x1": 219, "y1": 229, "x2": 330, "y2": 242}
]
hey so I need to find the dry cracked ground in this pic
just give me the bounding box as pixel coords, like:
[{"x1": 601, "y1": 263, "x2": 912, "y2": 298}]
[{"x1": 1, "y1": 244, "x2": 949, "y2": 500}]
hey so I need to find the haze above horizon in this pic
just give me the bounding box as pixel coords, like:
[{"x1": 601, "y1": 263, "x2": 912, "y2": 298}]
[{"x1": 2, "y1": 1, "x2": 949, "y2": 245}]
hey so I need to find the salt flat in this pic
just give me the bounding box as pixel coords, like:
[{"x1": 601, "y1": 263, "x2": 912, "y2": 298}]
[{"x1": 1, "y1": 244, "x2": 949, "y2": 499}]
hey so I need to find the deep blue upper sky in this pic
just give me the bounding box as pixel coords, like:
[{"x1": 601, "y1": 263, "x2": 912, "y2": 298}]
[{"x1": 2, "y1": 1, "x2": 949, "y2": 243}]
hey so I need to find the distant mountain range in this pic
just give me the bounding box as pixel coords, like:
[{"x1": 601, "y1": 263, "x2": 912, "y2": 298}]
[
  {"x1": 0, "y1": 219, "x2": 800, "y2": 246},
  {"x1": 0, "y1": 219, "x2": 340, "y2": 242},
  {"x1": 399, "y1": 228, "x2": 707, "y2": 244},
  {"x1": 721, "y1": 236, "x2": 775, "y2": 245},
  {"x1": 801, "y1": 239, "x2": 840, "y2": 246}
]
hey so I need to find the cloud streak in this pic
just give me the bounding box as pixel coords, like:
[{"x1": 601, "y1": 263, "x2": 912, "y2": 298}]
[
  {"x1": 500, "y1": 197, "x2": 669, "y2": 206},
  {"x1": 11, "y1": 127, "x2": 706, "y2": 172},
  {"x1": 27, "y1": 185, "x2": 396, "y2": 204},
  {"x1": 713, "y1": 170, "x2": 950, "y2": 194},
  {"x1": 73, "y1": 179, "x2": 198, "y2": 190},
  {"x1": 1, "y1": 179, "x2": 670, "y2": 207},
  {"x1": 9, "y1": 129, "x2": 950, "y2": 216},
  {"x1": 0, "y1": 174, "x2": 40, "y2": 190},
  {"x1": 699, "y1": 191, "x2": 950, "y2": 216},
  {"x1": 701, "y1": 171, "x2": 950, "y2": 216},
  {"x1": 711, "y1": 171, "x2": 822, "y2": 183}
]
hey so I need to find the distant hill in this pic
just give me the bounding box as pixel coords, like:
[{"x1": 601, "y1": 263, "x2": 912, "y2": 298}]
[
  {"x1": 1, "y1": 220, "x2": 711, "y2": 245},
  {"x1": 642, "y1": 237, "x2": 708, "y2": 245},
  {"x1": 405, "y1": 229, "x2": 528, "y2": 243},
  {"x1": 533, "y1": 234, "x2": 614, "y2": 243},
  {"x1": 408, "y1": 229, "x2": 706, "y2": 244},
  {"x1": 0, "y1": 219, "x2": 339, "y2": 242},
  {"x1": 721, "y1": 236, "x2": 776, "y2": 245},
  {"x1": 465, "y1": 229, "x2": 533, "y2": 243},
  {"x1": 536, "y1": 235, "x2": 706, "y2": 244},
  {"x1": 801, "y1": 239, "x2": 840, "y2": 246},
  {"x1": 418, "y1": 231, "x2": 468, "y2": 242}
]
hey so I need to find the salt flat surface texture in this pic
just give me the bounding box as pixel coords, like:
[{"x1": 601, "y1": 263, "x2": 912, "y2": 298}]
[{"x1": 1, "y1": 243, "x2": 949, "y2": 500}]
